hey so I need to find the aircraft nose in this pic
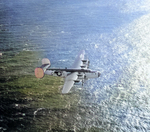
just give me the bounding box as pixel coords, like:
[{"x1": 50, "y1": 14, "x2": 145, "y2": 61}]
[{"x1": 98, "y1": 72, "x2": 101, "y2": 77}]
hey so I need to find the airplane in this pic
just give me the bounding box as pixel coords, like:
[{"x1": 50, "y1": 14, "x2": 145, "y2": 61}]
[{"x1": 34, "y1": 50, "x2": 100, "y2": 94}]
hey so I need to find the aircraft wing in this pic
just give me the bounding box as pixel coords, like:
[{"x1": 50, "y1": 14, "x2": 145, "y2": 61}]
[
  {"x1": 62, "y1": 72, "x2": 78, "y2": 94},
  {"x1": 62, "y1": 50, "x2": 85, "y2": 94},
  {"x1": 71, "y1": 50, "x2": 85, "y2": 69}
]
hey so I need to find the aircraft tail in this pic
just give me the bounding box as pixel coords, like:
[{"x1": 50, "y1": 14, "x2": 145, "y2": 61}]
[{"x1": 35, "y1": 58, "x2": 51, "y2": 78}]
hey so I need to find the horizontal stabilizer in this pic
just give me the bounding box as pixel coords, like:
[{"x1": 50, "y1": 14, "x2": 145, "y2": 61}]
[{"x1": 35, "y1": 58, "x2": 51, "y2": 78}]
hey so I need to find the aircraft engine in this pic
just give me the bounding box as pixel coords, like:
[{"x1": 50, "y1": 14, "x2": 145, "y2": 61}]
[
  {"x1": 77, "y1": 73, "x2": 85, "y2": 79},
  {"x1": 82, "y1": 59, "x2": 90, "y2": 68},
  {"x1": 35, "y1": 58, "x2": 51, "y2": 78}
]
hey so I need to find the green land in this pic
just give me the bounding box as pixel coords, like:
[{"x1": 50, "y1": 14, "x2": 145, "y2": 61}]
[{"x1": 0, "y1": 51, "x2": 79, "y2": 131}]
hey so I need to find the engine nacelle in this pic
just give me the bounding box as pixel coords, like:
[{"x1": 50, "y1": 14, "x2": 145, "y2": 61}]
[
  {"x1": 82, "y1": 59, "x2": 90, "y2": 64},
  {"x1": 77, "y1": 73, "x2": 85, "y2": 79},
  {"x1": 82, "y1": 59, "x2": 90, "y2": 68}
]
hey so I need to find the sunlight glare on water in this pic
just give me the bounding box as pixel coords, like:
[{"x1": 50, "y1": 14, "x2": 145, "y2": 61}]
[{"x1": 74, "y1": 12, "x2": 150, "y2": 131}]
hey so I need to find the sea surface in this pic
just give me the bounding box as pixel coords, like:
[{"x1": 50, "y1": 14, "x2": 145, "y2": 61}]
[{"x1": 1, "y1": 0, "x2": 150, "y2": 131}]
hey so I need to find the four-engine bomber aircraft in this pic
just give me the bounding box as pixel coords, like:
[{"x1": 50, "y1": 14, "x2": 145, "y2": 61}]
[{"x1": 35, "y1": 50, "x2": 100, "y2": 94}]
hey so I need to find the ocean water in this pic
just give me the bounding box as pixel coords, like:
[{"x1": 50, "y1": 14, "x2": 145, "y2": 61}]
[{"x1": 1, "y1": 0, "x2": 150, "y2": 131}]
